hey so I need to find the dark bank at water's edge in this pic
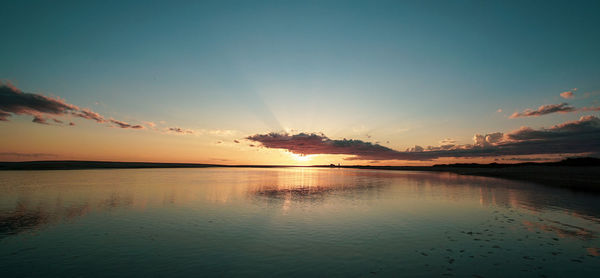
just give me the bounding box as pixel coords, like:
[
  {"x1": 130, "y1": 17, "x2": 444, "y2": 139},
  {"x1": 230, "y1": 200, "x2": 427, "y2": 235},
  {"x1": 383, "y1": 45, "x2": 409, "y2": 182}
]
[{"x1": 336, "y1": 157, "x2": 600, "y2": 192}]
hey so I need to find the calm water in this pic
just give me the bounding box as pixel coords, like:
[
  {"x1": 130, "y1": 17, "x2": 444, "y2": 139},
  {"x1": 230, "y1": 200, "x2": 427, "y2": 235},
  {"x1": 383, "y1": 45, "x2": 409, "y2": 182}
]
[{"x1": 1, "y1": 168, "x2": 599, "y2": 277}]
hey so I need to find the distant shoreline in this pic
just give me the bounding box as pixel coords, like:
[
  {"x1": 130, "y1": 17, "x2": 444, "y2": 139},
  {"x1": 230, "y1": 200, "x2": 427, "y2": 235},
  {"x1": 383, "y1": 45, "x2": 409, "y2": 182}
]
[{"x1": 1, "y1": 158, "x2": 599, "y2": 192}]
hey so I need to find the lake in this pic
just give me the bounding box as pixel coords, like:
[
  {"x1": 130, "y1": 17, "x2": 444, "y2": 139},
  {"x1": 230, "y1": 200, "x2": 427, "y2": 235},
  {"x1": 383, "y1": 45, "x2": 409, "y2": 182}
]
[{"x1": 1, "y1": 168, "x2": 599, "y2": 277}]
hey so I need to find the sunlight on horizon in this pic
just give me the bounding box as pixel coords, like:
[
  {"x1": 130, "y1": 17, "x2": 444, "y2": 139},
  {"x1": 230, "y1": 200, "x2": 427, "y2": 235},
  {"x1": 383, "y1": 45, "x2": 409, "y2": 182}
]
[{"x1": 289, "y1": 153, "x2": 316, "y2": 164}]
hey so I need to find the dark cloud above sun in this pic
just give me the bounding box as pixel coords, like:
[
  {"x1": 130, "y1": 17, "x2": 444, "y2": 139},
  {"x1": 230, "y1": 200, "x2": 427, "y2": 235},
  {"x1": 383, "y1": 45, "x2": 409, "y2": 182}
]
[{"x1": 246, "y1": 116, "x2": 600, "y2": 161}]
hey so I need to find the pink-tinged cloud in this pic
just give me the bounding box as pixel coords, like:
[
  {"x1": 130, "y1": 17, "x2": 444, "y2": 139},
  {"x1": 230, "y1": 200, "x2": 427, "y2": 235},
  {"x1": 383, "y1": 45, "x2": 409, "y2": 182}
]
[
  {"x1": 32, "y1": 115, "x2": 49, "y2": 125},
  {"x1": 0, "y1": 110, "x2": 11, "y2": 121},
  {"x1": 110, "y1": 119, "x2": 144, "y2": 129},
  {"x1": 246, "y1": 116, "x2": 600, "y2": 161},
  {"x1": 506, "y1": 115, "x2": 600, "y2": 141},
  {"x1": 0, "y1": 83, "x2": 146, "y2": 129},
  {"x1": 143, "y1": 121, "x2": 157, "y2": 128},
  {"x1": 510, "y1": 103, "x2": 576, "y2": 118},
  {"x1": 560, "y1": 91, "x2": 574, "y2": 99},
  {"x1": 75, "y1": 108, "x2": 106, "y2": 123}
]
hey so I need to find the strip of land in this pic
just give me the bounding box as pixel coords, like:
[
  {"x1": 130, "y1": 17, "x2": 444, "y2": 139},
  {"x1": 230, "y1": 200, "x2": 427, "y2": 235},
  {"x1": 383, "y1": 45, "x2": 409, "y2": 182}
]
[
  {"x1": 1, "y1": 158, "x2": 599, "y2": 192},
  {"x1": 339, "y1": 165, "x2": 600, "y2": 192},
  {"x1": 330, "y1": 158, "x2": 600, "y2": 192}
]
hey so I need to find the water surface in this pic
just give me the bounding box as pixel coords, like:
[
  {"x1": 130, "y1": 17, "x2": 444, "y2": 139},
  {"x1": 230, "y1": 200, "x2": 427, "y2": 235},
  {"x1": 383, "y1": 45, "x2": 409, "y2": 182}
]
[{"x1": 1, "y1": 168, "x2": 599, "y2": 277}]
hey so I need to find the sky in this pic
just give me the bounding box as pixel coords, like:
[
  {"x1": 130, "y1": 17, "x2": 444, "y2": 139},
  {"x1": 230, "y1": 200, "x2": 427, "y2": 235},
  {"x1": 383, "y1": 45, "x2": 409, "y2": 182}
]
[{"x1": 1, "y1": 0, "x2": 600, "y2": 165}]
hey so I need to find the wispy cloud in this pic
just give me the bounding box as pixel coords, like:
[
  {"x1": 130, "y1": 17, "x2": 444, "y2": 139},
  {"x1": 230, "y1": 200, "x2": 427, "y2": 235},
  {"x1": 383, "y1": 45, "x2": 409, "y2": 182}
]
[
  {"x1": 109, "y1": 119, "x2": 144, "y2": 129},
  {"x1": 168, "y1": 127, "x2": 194, "y2": 134},
  {"x1": 509, "y1": 100, "x2": 600, "y2": 118},
  {"x1": 499, "y1": 157, "x2": 560, "y2": 162},
  {"x1": 0, "y1": 152, "x2": 57, "y2": 158},
  {"x1": 560, "y1": 90, "x2": 575, "y2": 99},
  {"x1": 1, "y1": 83, "x2": 81, "y2": 123},
  {"x1": 510, "y1": 103, "x2": 576, "y2": 118},
  {"x1": 162, "y1": 126, "x2": 237, "y2": 136},
  {"x1": 0, "y1": 83, "x2": 144, "y2": 129},
  {"x1": 142, "y1": 121, "x2": 157, "y2": 129},
  {"x1": 580, "y1": 106, "x2": 600, "y2": 112},
  {"x1": 76, "y1": 108, "x2": 106, "y2": 123},
  {"x1": 246, "y1": 116, "x2": 600, "y2": 161},
  {"x1": 1, "y1": 83, "x2": 238, "y2": 136},
  {"x1": 204, "y1": 129, "x2": 236, "y2": 136},
  {"x1": 0, "y1": 110, "x2": 10, "y2": 121}
]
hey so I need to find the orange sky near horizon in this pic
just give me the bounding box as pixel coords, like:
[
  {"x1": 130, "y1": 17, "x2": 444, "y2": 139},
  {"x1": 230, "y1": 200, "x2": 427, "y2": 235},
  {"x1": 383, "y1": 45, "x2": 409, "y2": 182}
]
[{"x1": 0, "y1": 115, "x2": 574, "y2": 166}]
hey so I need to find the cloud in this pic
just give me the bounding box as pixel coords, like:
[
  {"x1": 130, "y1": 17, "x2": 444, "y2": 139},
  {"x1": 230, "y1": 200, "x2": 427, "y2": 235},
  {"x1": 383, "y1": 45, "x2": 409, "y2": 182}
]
[
  {"x1": 508, "y1": 99, "x2": 600, "y2": 118},
  {"x1": 560, "y1": 91, "x2": 575, "y2": 99},
  {"x1": 510, "y1": 103, "x2": 576, "y2": 118},
  {"x1": 32, "y1": 115, "x2": 49, "y2": 125},
  {"x1": 246, "y1": 116, "x2": 600, "y2": 161},
  {"x1": 483, "y1": 132, "x2": 503, "y2": 145},
  {"x1": 168, "y1": 127, "x2": 194, "y2": 134},
  {"x1": 581, "y1": 106, "x2": 600, "y2": 112},
  {"x1": 500, "y1": 157, "x2": 559, "y2": 162},
  {"x1": 406, "y1": 145, "x2": 424, "y2": 152},
  {"x1": 506, "y1": 115, "x2": 600, "y2": 141},
  {"x1": 0, "y1": 83, "x2": 148, "y2": 129},
  {"x1": 205, "y1": 129, "x2": 236, "y2": 136},
  {"x1": 1, "y1": 83, "x2": 79, "y2": 123},
  {"x1": 0, "y1": 110, "x2": 11, "y2": 121},
  {"x1": 109, "y1": 119, "x2": 144, "y2": 129},
  {"x1": 75, "y1": 108, "x2": 106, "y2": 123},
  {"x1": 440, "y1": 138, "x2": 456, "y2": 145},
  {"x1": 142, "y1": 121, "x2": 156, "y2": 128},
  {"x1": 0, "y1": 152, "x2": 57, "y2": 158},
  {"x1": 246, "y1": 132, "x2": 414, "y2": 160}
]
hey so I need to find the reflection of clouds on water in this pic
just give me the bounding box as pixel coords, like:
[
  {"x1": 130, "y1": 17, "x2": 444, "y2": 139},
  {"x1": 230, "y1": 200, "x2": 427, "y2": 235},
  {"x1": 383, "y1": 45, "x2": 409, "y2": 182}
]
[
  {"x1": 256, "y1": 186, "x2": 334, "y2": 199},
  {"x1": 522, "y1": 219, "x2": 596, "y2": 241},
  {"x1": 247, "y1": 169, "x2": 393, "y2": 207},
  {"x1": 475, "y1": 181, "x2": 600, "y2": 223},
  {"x1": 99, "y1": 193, "x2": 134, "y2": 209},
  {"x1": 1, "y1": 168, "x2": 600, "y2": 240},
  {"x1": 0, "y1": 193, "x2": 131, "y2": 238},
  {"x1": 247, "y1": 169, "x2": 600, "y2": 220},
  {"x1": 251, "y1": 183, "x2": 385, "y2": 204},
  {"x1": 0, "y1": 200, "x2": 91, "y2": 238},
  {"x1": 0, "y1": 204, "x2": 49, "y2": 237}
]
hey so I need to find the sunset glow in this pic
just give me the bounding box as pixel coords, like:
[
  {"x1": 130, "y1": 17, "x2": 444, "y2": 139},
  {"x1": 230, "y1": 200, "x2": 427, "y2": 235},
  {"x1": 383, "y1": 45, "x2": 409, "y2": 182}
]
[
  {"x1": 1, "y1": 1, "x2": 599, "y2": 166},
  {"x1": 290, "y1": 153, "x2": 315, "y2": 163},
  {"x1": 2, "y1": 2, "x2": 600, "y2": 277}
]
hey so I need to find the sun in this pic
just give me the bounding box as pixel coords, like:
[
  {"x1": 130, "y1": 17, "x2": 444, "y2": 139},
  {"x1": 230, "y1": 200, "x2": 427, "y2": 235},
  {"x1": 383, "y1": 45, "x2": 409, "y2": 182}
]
[{"x1": 290, "y1": 153, "x2": 314, "y2": 162}]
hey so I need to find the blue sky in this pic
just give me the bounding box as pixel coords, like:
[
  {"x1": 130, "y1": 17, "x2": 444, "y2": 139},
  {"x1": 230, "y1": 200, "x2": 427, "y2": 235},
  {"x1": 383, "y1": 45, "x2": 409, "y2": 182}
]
[{"x1": 1, "y1": 0, "x2": 600, "y2": 164}]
